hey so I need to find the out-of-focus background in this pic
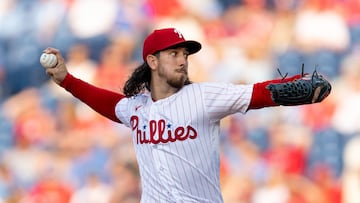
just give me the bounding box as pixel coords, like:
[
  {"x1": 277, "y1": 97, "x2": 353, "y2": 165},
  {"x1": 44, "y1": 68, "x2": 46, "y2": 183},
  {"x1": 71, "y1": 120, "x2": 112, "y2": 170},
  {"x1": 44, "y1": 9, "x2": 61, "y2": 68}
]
[{"x1": 0, "y1": 0, "x2": 360, "y2": 202}]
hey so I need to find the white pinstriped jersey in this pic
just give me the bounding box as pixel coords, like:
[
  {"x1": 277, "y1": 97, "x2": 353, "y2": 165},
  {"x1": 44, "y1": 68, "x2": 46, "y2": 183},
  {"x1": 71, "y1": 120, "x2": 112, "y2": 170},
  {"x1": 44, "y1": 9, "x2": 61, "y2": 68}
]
[{"x1": 115, "y1": 82, "x2": 253, "y2": 203}]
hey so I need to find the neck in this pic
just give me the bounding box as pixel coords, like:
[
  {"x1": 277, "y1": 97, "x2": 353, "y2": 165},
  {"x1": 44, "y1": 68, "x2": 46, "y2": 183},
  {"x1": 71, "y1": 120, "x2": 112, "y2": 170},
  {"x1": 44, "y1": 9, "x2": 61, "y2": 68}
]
[{"x1": 150, "y1": 81, "x2": 180, "y2": 101}]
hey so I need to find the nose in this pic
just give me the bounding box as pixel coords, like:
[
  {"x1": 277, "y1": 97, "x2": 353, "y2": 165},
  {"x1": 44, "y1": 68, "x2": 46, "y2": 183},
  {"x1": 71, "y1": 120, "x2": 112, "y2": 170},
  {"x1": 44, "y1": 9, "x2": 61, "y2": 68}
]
[{"x1": 178, "y1": 53, "x2": 188, "y2": 65}]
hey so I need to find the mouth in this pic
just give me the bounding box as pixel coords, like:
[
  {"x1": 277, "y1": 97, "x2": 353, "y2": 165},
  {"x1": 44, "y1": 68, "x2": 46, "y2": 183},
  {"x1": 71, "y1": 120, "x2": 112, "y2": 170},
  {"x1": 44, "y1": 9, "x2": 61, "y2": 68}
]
[{"x1": 176, "y1": 68, "x2": 187, "y2": 75}]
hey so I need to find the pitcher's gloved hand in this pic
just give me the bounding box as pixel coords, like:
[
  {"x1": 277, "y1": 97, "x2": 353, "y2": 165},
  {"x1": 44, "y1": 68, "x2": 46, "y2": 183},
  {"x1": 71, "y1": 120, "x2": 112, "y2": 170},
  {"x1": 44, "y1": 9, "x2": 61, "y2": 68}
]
[{"x1": 266, "y1": 66, "x2": 332, "y2": 106}]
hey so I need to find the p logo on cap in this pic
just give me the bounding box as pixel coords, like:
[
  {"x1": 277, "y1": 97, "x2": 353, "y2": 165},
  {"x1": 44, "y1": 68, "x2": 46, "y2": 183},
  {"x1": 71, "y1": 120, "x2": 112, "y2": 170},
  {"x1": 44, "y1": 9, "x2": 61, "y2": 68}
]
[{"x1": 142, "y1": 28, "x2": 202, "y2": 62}]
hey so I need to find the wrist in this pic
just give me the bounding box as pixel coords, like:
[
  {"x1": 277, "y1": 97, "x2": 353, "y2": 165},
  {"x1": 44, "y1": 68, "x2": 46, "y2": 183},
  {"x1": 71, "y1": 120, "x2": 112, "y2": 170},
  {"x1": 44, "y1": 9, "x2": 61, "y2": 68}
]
[{"x1": 60, "y1": 73, "x2": 73, "y2": 89}]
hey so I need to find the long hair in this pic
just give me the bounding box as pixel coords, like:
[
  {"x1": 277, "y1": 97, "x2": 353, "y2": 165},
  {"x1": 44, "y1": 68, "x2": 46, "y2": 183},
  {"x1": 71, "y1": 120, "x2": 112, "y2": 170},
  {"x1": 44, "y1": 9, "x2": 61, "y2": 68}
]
[{"x1": 123, "y1": 62, "x2": 151, "y2": 97}]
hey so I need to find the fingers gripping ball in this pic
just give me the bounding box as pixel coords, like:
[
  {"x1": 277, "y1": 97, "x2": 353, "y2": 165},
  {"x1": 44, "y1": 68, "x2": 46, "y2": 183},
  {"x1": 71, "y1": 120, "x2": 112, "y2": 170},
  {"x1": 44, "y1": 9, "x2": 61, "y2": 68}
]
[{"x1": 40, "y1": 53, "x2": 57, "y2": 68}]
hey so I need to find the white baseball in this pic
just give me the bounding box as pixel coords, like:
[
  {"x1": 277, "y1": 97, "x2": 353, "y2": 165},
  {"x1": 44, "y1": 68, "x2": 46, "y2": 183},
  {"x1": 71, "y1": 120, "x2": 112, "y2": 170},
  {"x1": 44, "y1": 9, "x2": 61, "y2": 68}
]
[{"x1": 40, "y1": 53, "x2": 57, "y2": 68}]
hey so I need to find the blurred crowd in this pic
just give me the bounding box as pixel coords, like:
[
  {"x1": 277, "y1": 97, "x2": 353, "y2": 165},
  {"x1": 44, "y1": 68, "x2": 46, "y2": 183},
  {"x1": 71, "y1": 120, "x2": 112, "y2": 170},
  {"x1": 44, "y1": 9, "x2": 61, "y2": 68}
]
[{"x1": 1, "y1": 0, "x2": 360, "y2": 202}]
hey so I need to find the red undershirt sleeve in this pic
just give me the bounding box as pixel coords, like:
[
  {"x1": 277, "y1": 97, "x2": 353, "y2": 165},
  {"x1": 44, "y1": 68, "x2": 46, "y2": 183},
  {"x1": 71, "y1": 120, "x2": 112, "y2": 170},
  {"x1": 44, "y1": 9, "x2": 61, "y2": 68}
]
[
  {"x1": 248, "y1": 74, "x2": 302, "y2": 110},
  {"x1": 60, "y1": 73, "x2": 125, "y2": 123}
]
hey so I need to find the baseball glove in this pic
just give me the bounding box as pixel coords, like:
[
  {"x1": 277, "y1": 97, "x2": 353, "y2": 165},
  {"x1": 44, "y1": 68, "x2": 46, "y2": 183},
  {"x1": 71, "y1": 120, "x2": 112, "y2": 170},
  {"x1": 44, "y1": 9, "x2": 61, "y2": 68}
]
[{"x1": 266, "y1": 65, "x2": 331, "y2": 106}]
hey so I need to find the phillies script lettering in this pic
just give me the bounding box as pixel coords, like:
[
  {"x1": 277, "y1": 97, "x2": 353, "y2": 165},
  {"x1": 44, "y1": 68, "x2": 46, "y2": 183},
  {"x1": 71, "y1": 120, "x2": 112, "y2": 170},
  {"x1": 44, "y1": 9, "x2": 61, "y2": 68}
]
[{"x1": 130, "y1": 116, "x2": 198, "y2": 144}]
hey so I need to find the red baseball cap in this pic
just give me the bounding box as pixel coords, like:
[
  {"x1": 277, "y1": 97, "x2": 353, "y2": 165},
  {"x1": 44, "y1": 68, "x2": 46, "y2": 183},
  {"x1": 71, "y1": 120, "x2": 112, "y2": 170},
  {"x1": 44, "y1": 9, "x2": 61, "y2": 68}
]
[{"x1": 142, "y1": 28, "x2": 202, "y2": 61}]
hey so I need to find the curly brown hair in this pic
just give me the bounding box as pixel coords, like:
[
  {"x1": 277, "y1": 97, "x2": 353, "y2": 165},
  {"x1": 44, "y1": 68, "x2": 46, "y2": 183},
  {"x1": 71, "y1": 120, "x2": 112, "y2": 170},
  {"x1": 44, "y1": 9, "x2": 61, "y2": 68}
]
[{"x1": 123, "y1": 62, "x2": 152, "y2": 97}]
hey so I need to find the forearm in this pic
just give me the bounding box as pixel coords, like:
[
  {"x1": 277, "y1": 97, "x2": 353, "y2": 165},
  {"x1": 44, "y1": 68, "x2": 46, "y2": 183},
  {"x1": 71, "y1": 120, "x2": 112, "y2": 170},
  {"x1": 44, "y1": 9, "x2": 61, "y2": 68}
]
[{"x1": 60, "y1": 74, "x2": 125, "y2": 122}]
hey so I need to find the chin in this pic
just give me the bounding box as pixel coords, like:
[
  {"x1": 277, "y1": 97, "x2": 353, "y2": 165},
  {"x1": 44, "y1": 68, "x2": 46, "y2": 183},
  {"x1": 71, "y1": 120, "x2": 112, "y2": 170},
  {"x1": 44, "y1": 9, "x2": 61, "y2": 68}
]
[
  {"x1": 172, "y1": 82, "x2": 185, "y2": 89},
  {"x1": 168, "y1": 79, "x2": 186, "y2": 89}
]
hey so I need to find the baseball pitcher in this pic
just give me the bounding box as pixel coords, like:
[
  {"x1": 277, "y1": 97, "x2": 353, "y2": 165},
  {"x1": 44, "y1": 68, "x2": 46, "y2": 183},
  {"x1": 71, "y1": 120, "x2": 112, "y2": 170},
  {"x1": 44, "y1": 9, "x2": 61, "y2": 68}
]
[{"x1": 42, "y1": 28, "x2": 331, "y2": 203}]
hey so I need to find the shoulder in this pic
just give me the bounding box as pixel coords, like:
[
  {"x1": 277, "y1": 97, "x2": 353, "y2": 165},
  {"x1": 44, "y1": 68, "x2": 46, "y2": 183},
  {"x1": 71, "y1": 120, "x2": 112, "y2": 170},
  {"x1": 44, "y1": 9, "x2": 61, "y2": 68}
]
[
  {"x1": 117, "y1": 93, "x2": 150, "y2": 108},
  {"x1": 190, "y1": 82, "x2": 250, "y2": 92},
  {"x1": 189, "y1": 82, "x2": 253, "y2": 102},
  {"x1": 177, "y1": 82, "x2": 250, "y2": 99},
  {"x1": 182, "y1": 82, "x2": 229, "y2": 91},
  {"x1": 115, "y1": 93, "x2": 151, "y2": 124}
]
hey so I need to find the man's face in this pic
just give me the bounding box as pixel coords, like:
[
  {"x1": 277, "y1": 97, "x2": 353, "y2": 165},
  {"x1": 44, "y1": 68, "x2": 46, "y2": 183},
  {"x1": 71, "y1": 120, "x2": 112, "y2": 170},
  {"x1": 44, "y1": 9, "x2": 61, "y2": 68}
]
[{"x1": 156, "y1": 47, "x2": 190, "y2": 89}]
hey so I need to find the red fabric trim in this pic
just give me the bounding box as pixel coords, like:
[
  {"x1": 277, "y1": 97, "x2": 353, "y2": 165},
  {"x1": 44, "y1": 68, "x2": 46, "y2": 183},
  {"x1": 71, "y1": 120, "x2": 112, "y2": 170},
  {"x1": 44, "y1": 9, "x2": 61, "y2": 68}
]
[
  {"x1": 248, "y1": 74, "x2": 302, "y2": 110},
  {"x1": 60, "y1": 74, "x2": 125, "y2": 123}
]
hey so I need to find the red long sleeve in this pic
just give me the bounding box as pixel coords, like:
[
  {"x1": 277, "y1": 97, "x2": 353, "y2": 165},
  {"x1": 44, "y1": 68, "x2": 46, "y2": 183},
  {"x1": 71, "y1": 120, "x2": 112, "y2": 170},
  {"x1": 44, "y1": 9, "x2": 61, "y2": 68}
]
[
  {"x1": 248, "y1": 74, "x2": 302, "y2": 110},
  {"x1": 60, "y1": 74, "x2": 125, "y2": 123}
]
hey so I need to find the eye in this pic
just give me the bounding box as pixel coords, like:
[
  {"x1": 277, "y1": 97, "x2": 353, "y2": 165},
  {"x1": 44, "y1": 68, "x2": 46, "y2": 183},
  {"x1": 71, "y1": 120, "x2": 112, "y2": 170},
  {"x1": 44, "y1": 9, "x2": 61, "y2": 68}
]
[
  {"x1": 169, "y1": 50, "x2": 189, "y2": 58},
  {"x1": 170, "y1": 51, "x2": 177, "y2": 57},
  {"x1": 184, "y1": 51, "x2": 189, "y2": 59}
]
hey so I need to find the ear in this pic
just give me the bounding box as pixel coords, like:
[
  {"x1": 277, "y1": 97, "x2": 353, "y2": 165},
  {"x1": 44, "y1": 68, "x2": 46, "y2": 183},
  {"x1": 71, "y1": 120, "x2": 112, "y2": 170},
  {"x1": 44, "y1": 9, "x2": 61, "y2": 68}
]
[{"x1": 146, "y1": 54, "x2": 158, "y2": 70}]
